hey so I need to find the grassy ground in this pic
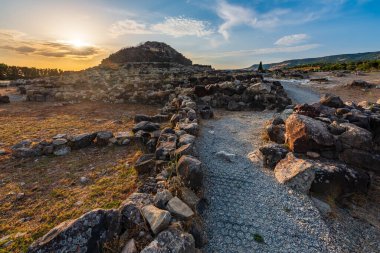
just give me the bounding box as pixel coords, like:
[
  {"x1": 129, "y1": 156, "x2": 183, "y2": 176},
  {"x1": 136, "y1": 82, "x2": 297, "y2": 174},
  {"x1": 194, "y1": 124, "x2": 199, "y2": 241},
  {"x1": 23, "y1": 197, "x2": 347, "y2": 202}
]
[
  {"x1": 0, "y1": 100, "x2": 159, "y2": 148},
  {"x1": 0, "y1": 101, "x2": 159, "y2": 253}
]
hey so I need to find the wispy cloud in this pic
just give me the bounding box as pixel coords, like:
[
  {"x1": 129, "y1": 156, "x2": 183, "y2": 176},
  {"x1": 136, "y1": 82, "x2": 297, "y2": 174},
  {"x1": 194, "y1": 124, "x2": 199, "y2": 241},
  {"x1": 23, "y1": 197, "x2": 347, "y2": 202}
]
[
  {"x1": 0, "y1": 30, "x2": 102, "y2": 59},
  {"x1": 192, "y1": 44, "x2": 320, "y2": 59},
  {"x1": 152, "y1": 17, "x2": 214, "y2": 37},
  {"x1": 109, "y1": 16, "x2": 214, "y2": 38},
  {"x1": 109, "y1": 19, "x2": 152, "y2": 38},
  {"x1": 274, "y1": 34, "x2": 309, "y2": 46},
  {"x1": 214, "y1": 0, "x2": 342, "y2": 40}
]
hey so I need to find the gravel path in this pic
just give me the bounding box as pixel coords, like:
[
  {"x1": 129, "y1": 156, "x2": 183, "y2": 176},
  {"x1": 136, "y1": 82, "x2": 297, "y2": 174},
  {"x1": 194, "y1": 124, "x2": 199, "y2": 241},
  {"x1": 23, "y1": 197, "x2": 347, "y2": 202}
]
[
  {"x1": 196, "y1": 111, "x2": 340, "y2": 253},
  {"x1": 279, "y1": 80, "x2": 320, "y2": 104}
]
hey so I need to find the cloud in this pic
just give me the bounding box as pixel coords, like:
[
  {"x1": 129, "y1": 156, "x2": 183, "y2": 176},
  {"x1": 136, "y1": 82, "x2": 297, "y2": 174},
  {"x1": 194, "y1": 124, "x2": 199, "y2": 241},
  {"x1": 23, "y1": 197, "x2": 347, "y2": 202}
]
[
  {"x1": 152, "y1": 17, "x2": 214, "y2": 37},
  {"x1": 109, "y1": 19, "x2": 152, "y2": 38},
  {"x1": 216, "y1": 0, "x2": 256, "y2": 40},
  {"x1": 109, "y1": 17, "x2": 214, "y2": 38},
  {"x1": 192, "y1": 44, "x2": 320, "y2": 59},
  {"x1": 0, "y1": 30, "x2": 102, "y2": 59},
  {"x1": 214, "y1": 0, "x2": 340, "y2": 40},
  {"x1": 274, "y1": 34, "x2": 309, "y2": 46}
]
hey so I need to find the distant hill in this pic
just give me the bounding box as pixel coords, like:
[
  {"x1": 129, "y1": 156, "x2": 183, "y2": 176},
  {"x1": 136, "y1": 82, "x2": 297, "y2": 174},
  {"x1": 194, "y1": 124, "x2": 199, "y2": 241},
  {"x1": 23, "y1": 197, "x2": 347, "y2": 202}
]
[
  {"x1": 249, "y1": 51, "x2": 380, "y2": 70},
  {"x1": 101, "y1": 41, "x2": 192, "y2": 66}
]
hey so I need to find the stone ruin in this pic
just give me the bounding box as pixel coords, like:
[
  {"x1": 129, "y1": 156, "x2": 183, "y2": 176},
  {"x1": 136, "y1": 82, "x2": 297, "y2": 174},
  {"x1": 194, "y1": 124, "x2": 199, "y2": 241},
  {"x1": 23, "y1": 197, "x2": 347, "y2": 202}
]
[
  {"x1": 261, "y1": 94, "x2": 380, "y2": 202},
  {"x1": 3, "y1": 41, "x2": 295, "y2": 252},
  {"x1": 10, "y1": 41, "x2": 291, "y2": 111}
]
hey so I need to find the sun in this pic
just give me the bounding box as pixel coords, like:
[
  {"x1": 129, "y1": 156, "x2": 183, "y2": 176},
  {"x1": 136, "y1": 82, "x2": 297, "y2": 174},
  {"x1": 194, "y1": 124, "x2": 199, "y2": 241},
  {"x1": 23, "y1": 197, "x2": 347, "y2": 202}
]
[{"x1": 67, "y1": 39, "x2": 89, "y2": 48}]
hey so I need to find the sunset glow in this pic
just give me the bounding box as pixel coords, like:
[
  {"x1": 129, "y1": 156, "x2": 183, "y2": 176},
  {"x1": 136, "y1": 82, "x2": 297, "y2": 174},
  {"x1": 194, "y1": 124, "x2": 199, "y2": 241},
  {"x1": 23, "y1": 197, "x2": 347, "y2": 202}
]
[{"x1": 1, "y1": 0, "x2": 380, "y2": 70}]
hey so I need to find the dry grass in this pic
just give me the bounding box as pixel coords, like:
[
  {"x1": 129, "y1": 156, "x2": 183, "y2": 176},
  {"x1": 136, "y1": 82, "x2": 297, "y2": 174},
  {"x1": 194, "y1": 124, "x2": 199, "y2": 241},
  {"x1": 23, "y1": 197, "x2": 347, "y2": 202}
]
[
  {"x1": 0, "y1": 101, "x2": 159, "y2": 148},
  {"x1": 0, "y1": 101, "x2": 160, "y2": 253}
]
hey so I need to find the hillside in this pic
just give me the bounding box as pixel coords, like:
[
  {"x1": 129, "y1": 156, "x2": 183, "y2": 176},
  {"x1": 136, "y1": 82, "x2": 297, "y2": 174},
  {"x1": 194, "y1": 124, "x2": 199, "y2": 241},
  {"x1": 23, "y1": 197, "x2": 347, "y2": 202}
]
[
  {"x1": 101, "y1": 41, "x2": 192, "y2": 66},
  {"x1": 250, "y1": 51, "x2": 380, "y2": 70}
]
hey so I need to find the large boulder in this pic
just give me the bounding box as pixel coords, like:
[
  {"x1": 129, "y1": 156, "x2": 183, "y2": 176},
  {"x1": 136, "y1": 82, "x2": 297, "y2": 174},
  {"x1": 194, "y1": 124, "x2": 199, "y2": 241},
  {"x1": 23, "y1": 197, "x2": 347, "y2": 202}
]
[
  {"x1": 340, "y1": 149, "x2": 380, "y2": 172},
  {"x1": 141, "y1": 205, "x2": 171, "y2": 234},
  {"x1": 320, "y1": 94, "x2": 344, "y2": 108},
  {"x1": 338, "y1": 123, "x2": 373, "y2": 151},
  {"x1": 28, "y1": 209, "x2": 120, "y2": 253},
  {"x1": 140, "y1": 228, "x2": 195, "y2": 253},
  {"x1": 285, "y1": 114, "x2": 335, "y2": 153},
  {"x1": 176, "y1": 156, "x2": 203, "y2": 191},
  {"x1": 274, "y1": 153, "x2": 370, "y2": 197}
]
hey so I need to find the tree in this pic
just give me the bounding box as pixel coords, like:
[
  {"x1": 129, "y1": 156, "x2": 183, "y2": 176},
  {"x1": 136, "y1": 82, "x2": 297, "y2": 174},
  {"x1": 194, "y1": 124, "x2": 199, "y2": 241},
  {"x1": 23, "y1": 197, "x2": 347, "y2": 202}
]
[{"x1": 258, "y1": 61, "x2": 264, "y2": 72}]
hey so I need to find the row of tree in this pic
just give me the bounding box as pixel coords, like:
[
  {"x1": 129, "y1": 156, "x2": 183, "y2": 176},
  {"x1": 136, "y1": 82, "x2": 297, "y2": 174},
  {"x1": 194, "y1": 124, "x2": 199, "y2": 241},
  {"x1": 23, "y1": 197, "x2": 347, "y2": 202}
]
[
  {"x1": 286, "y1": 60, "x2": 380, "y2": 72},
  {"x1": 0, "y1": 63, "x2": 63, "y2": 80}
]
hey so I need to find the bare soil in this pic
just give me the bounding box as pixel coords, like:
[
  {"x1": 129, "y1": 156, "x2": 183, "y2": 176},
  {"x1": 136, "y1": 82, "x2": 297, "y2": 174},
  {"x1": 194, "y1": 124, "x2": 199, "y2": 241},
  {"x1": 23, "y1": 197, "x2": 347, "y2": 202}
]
[{"x1": 308, "y1": 71, "x2": 380, "y2": 103}]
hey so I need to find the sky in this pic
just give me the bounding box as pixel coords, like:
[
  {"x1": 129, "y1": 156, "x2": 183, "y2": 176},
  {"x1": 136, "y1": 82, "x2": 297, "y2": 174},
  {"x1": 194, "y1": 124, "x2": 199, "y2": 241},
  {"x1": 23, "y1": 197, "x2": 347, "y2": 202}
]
[{"x1": 0, "y1": 0, "x2": 379, "y2": 70}]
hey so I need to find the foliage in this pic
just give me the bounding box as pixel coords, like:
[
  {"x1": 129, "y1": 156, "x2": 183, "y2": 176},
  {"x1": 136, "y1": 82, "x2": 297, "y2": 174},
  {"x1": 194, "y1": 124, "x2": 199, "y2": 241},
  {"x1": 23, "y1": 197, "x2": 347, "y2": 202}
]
[
  {"x1": 253, "y1": 233, "x2": 264, "y2": 243},
  {"x1": 0, "y1": 63, "x2": 63, "y2": 80},
  {"x1": 258, "y1": 61, "x2": 264, "y2": 72},
  {"x1": 285, "y1": 59, "x2": 380, "y2": 72}
]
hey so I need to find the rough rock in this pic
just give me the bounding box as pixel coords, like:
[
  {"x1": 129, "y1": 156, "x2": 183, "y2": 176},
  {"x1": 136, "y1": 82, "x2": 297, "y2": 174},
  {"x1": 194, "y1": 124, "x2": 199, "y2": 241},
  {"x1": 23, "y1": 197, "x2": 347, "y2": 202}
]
[
  {"x1": 259, "y1": 143, "x2": 289, "y2": 169},
  {"x1": 178, "y1": 122, "x2": 199, "y2": 136},
  {"x1": 179, "y1": 134, "x2": 196, "y2": 146},
  {"x1": 174, "y1": 143, "x2": 194, "y2": 156},
  {"x1": 154, "y1": 190, "x2": 173, "y2": 209},
  {"x1": 140, "y1": 228, "x2": 195, "y2": 253},
  {"x1": 155, "y1": 133, "x2": 177, "y2": 160},
  {"x1": 96, "y1": 131, "x2": 113, "y2": 146},
  {"x1": 166, "y1": 197, "x2": 194, "y2": 219},
  {"x1": 199, "y1": 105, "x2": 214, "y2": 119},
  {"x1": 339, "y1": 149, "x2": 380, "y2": 172},
  {"x1": 121, "y1": 239, "x2": 138, "y2": 253},
  {"x1": 339, "y1": 123, "x2": 373, "y2": 151},
  {"x1": 53, "y1": 146, "x2": 71, "y2": 156},
  {"x1": 134, "y1": 154, "x2": 156, "y2": 174},
  {"x1": 132, "y1": 121, "x2": 160, "y2": 133},
  {"x1": 274, "y1": 153, "x2": 370, "y2": 197},
  {"x1": 179, "y1": 187, "x2": 200, "y2": 210},
  {"x1": 311, "y1": 197, "x2": 332, "y2": 216},
  {"x1": 285, "y1": 114, "x2": 335, "y2": 153},
  {"x1": 215, "y1": 151, "x2": 236, "y2": 162},
  {"x1": 320, "y1": 94, "x2": 344, "y2": 108},
  {"x1": 112, "y1": 132, "x2": 133, "y2": 145},
  {"x1": 69, "y1": 133, "x2": 97, "y2": 149},
  {"x1": 119, "y1": 193, "x2": 153, "y2": 231},
  {"x1": 266, "y1": 123, "x2": 285, "y2": 144},
  {"x1": 0, "y1": 95, "x2": 10, "y2": 103},
  {"x1": 176, "y1": 155, "x2": 203, "y2": 190},
  {"x1": 27, "y1": 209, "x2": 120, "y2": 253},
  {"x1": 141, "y1": 205, "x2": 171, "y2": 234}
]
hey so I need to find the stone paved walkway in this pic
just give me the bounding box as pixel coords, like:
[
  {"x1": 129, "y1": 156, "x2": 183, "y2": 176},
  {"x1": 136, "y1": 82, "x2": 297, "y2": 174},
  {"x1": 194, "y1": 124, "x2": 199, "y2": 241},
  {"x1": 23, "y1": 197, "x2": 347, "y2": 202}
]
[{"x1": 196, "y1": 111, "x2": 339, "y2": 253}]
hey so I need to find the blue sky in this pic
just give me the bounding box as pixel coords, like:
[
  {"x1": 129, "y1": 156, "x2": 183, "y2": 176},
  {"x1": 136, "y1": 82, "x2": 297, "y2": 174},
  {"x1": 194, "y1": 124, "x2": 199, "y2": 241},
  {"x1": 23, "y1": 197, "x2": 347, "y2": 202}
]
[{"x1": 0, "y1": 0, "x2": 379, "y2": 69}]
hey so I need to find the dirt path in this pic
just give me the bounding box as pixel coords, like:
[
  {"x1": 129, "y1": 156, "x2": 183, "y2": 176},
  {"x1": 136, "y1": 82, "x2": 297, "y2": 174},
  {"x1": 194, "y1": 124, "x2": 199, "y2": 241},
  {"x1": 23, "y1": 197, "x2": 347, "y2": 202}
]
[
  {"x1": 196, "y1": 110, "x2": 339, "y2": 253},
  {"x1": 279, "y1": 80, "x2": 320, "y2": 104}
]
